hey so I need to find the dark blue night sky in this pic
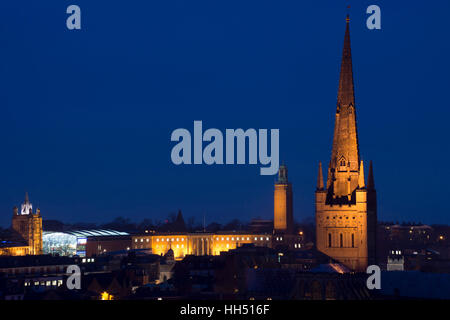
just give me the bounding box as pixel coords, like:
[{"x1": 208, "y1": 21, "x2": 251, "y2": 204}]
[{"x1": 0, "y1": 1, "x2": 449, "y2": 226}]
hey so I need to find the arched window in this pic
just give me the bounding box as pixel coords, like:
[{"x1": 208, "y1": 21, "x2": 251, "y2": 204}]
[
  {"x1": 351, "y1": 234, "x2": 355, "y2": 248},
  {"x1": 328, "y1": 233, "x2": 332, "y2": 248},
  {"x1": 340, "y1": 234, "x2": 343, "y2": 248}
]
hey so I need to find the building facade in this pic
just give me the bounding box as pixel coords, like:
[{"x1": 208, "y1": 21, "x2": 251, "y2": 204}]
[
  {"x1": 1, "y1": 193, "x2": 43, "y2": 256},
  {"x1": 315, "y1": 16, "x2": 377, "y2": 271},
  {"x1": 132, "y1": 166, "x2": 303, "y2": 260}
]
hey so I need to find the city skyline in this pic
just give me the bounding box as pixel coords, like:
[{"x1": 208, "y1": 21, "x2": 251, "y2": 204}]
[{"x1": 1, "y1": 1, "x2": 450, "y2": 227}]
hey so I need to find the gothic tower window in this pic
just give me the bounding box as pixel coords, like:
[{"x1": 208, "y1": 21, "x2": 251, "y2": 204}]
[
  {"x1": 328, "y1": 233, "x2": 332, "y2": 248},
  {"x1": 351, "y1": 233, "x2": 355, "y2": 248},
  {"x1": 340, "y1": 234, "x2": 343, "y2": 248}
]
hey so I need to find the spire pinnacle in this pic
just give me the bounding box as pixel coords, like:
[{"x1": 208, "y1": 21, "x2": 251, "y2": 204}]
[
  {"x1": 277, "y1": 164, "x2": 288, "y2": 184},
  {"x1": 25, "y1": 192, "x2": 29, "y2": 203},
  {"x1": 338, "y1": 14, "x2": 355, "y2": 108},
  {"x1": 317, "y1": 162, "x2": 324, "y2": 190},
  {"x1": 358, "y1": 160, "x2": 365, "y2": 188},
  {"x1": 367, "y1": 160, "x2": 375, "y2": 190},
  {"x1": 326, "y1": 16, "x2": 360, "y2": 196}
]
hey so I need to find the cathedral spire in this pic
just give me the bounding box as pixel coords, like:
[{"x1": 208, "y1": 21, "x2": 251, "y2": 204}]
[
  {"x1": 367, "y1": 160, "x2": 375, "y2": 190},
  {"x1": 317, "y1": 162, "x2": 324, "y2": 190},
  {"x1": 337, "y1": 14, "x2": 355, "y2": 108},
  {"x1": 327, "y1": 15, "x2": 360, "y2": 196},
  {"x1": 25, "y1": 192, "x2": 29, "y2": 204}
]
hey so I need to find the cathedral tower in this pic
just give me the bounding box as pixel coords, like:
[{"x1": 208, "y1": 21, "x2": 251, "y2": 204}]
[
  {"x1": 12, "y1": 192, "x2": 43, "y2": 255},
  {"x1": 274, "y1": 164, "x2": 293, "y2": 234},
  {"x1": 315, "y1": 16, "x2": 377, "y2": 271}
]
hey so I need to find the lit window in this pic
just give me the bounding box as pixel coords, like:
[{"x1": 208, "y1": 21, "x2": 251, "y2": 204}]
[
  {"x1": 181, "y1": 244, "x2": 184, "y2": 248},
  {"x1": 176, "y1": 238, "x2": 179, "y2": 241},
  {"x1": 294, "y1": 244, "x2": 297, "y2": 248},
  {"x1": 231, "y1": 238, "x2": 234, "y2": 241},
  {"x1": 171, "y1": 238, "x2": 174, "y2": 242},
  {"x1": 156, "y1": 239, "x2": 159, "y2": 242},
  {"x1": 176, "y1": 244, "x2": 179, "y2": 248},
  {"x1": 247, "y1": 237, "x2": 249, "y2": 241},
  {"x1": 135, "y1": 239, "x2": 138, "y2": 242},
  {"x1": 260, "y1": 237, "x2": 263, "y2": 241},
  {"x1": 237, "y1": 237, "x2": 240, "y2": 241},
  {"x1": 146, "y1": 239, "x2": 149, "y2": 242},
  {"x1": 140, "y1": 239, "x2": 143, "y2": 242},
  {"x1": 216, "y1": 238, "x2": 219, "y2": 241},
  {"x1": 266, "y1": 237, "x2": 269, "y2": 241},
  {"x1": 221, "y1": 238, "x2": 224, "y2": 241},
  {"x1": 254, "y1": 237, "x2": 257, "y2": 241},
  {"x1": 226, "y1": 244, "x2": 229, "y2": 248}
]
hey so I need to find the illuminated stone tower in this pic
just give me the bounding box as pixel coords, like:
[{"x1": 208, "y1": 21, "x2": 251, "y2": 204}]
[
  {"x1": 315, "y1": 16, "x2": 377, "y2": 271},
  {"x1": 12, "y1": 192, "x2": 43, "y2": 255},
  {"x1": 274, "y1": 164, "x2": 293, "y2": 234}
]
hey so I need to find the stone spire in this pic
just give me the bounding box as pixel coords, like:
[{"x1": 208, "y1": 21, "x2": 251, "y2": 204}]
[
  {"x1": 25, "y1": 192, "x2": 29, "y2": 204},
  {"x1": 358, "y1": 160, "x2": 365, "y2": 188},
  {"x1": 367, "y1": 160, "x2": 375, "y2": 190},
  {"x1": 327, "y1": 15, "x2": 360, "y2": 196},
  {"x1": 337, "y1": 14, "x2": 355, "y2": 108},
  {"x1": 317, "y1": 162, "x2": 324, "y2": 190}
]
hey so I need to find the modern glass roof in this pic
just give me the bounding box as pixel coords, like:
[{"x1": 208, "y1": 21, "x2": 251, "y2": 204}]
[{"x1": 43, "y1": 229, "x2": 129, "y2": 238}]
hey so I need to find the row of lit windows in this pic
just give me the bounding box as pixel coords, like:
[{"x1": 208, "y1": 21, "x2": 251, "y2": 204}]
[
  {"x1": 275, "y1": 237, "x2": 283, "y2": 241},
  {"x1": 24, "y1": 279, "x2": 64, "y2": 287},
  {"x1": 215, "y1": 237, "x2": 269, "y2": 241},
  {"x1": 135, "y1": 238, "x2": 150, "y2": 243},
  {"x1": 155, "y1": 244, "x2": 184, "y2": 249},
  {"x1": 156, "y1": 238, "x2": 185, "y2": 242},
  {"x1": 134, "y1": 236, "x2": 271, "y2": 243},
  {"x1": 294, "y1": 244, "x2": 302, "y2": 248}
]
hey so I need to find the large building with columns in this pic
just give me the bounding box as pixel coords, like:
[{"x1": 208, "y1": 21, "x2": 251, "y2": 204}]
[{"x1": 131, "y1": 166, "x2": 303, "y2": 260}]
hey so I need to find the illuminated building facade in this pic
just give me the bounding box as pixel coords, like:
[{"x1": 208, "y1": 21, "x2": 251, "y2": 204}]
[
  {"x1": 315, "y1": 16, "x2": 377, "y2": 271},
  {"x1": 1, "y1": 193, "x2": 43, "y2": 256},
  {"x1": 132, "y1": 167, "x2": 303, "y2": 260},
  {"x1": 132, "y1": 233, "x2": 274, "y2": 260}
]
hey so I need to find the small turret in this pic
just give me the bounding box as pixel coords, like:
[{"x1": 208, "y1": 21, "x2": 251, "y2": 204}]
[
  {"x1": 358, "y1": 160, "x2": 365, "y2": 189},
  {"x1": 367, "y1": 161, "x2": 375, "y2": 190},
  {"x1": 317, "y1": 162, "x2": 324, "y2": 190}
]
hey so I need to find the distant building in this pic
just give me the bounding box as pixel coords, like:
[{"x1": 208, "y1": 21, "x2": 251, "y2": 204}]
[
  {"x1": 0, "y1": 193, "x2": 43, "y2": 256},
  {"x1": 387, "y1": 250, "x2": 404, "y2": 271},
  {"x1": 42, "y1": 229, "x2": 130, "y2": 257},
  {"x1": 131, "y1": 168, "x2": 303, "y2": 260}
]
